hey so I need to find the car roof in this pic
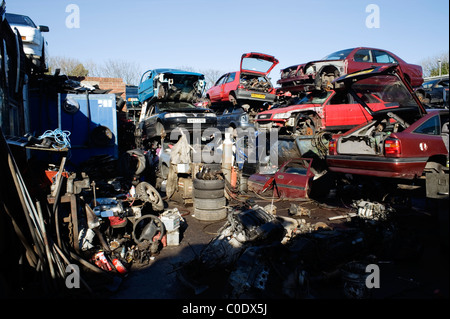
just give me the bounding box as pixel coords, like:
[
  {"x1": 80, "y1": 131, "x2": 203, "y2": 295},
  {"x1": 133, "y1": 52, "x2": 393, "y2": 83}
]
[{"x1": 151, "y1": 68, "x2": 204, "y2": 77}]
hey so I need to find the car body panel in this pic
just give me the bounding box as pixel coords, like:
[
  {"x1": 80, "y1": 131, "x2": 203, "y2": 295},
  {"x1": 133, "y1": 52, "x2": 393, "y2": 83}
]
[
  {"x1": 248, "y1": 158, "x2": 314, "y2": 198},
  {"x1": 277, "y1": 47, "x2": 423, "y2": 92}
]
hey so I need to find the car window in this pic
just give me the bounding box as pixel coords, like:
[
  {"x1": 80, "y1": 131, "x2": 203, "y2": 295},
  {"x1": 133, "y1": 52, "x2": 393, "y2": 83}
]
[
  {"x1": 353, "y1": 49, "x2": 372, "y2": 62},
  {"x1": 226, "y1": 72, "x2": 236, "y2": 83},
  {"x1": 215, "y1": 75, "x2": 227, "y2": 86},
  {"x1": 413, "y1": 115, "x2": 440, "y2": 135},
  {"x1": 298, "y1": 91, "x2": 332, "y2": 104},
  {"x1": 372, "y1": 50, "x2": 397, "y2": 64},
  {"x1": 422, "y1": 81, "x2": 436, "y2": 89},
  {"x1": 5, "y1": 13, "x2": 37, "y2": 28},
  {"x1": 322, "y1": 48, "x2": 354, "y2": 60}
]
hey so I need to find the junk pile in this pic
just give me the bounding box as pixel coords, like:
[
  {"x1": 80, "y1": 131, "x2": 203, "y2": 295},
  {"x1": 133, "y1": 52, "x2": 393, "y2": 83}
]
[
  {"x1": 175, "y1": 196, "x2": 425, "y2": 299},
  {"x1": 0, "y1": 126, "x2": 186, "y2": 296}
]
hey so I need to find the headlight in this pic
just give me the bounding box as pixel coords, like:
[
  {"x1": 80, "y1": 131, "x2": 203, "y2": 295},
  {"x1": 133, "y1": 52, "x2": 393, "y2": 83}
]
[
  {"x1": 164, "y1": 113, "x2": 187, "y2": 118},
  {"x1": 273, "y1": 112, "x2": 291, "y2": 119},
  {"x1": 203, "y1": 113, "x2": 216, "y2": 117}
]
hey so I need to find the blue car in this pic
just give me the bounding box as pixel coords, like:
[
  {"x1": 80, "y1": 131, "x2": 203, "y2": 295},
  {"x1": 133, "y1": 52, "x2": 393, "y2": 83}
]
[{"x1": 138, "y1": 68, "x2": 206, "y2": 104}]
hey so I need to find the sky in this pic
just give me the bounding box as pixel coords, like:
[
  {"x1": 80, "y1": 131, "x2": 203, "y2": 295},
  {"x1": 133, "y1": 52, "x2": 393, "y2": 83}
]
[{"x1": 4, "y1": 0, "x2": 449, "y2": 84}]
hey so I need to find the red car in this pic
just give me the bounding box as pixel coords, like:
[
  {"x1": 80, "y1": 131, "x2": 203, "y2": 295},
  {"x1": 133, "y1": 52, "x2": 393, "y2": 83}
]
[
  {"x1": 255, "y1": 89, "x2": 397, "y2": 136},
  {"x1": 206, "y1": 52, "x2": 279, "y2": 106},
  {"x1": 326, "y1": 65, "x2": 449, "y2": 181},
  {"x1": 277, "y1": 47, "x2": 423, "y2": 92}
]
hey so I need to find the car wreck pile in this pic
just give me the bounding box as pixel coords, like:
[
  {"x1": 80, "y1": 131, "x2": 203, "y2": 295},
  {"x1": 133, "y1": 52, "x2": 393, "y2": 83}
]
[{"x1": 0, "y1": 15, "x2": 448, "y2": 299}]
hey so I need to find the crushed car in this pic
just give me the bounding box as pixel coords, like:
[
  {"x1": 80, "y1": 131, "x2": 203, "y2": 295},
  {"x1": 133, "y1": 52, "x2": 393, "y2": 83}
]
[
  {"x1": 326, "y1": 65, "x2": 449, "y2": 197},
  {"x1": 277, "y1": 47, "x2": 423, "y2": 92}
]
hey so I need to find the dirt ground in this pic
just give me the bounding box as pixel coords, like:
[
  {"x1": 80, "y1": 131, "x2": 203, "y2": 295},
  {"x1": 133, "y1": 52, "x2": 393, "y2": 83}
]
[{"x1": 109, "y1": 187, "x2": 449, "y2": 301}]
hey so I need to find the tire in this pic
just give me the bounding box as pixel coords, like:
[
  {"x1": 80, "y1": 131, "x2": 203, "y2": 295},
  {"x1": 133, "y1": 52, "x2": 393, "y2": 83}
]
[
  {"x1": 193, "y1": 207, "x2": 227, "y2": 221},
  {"x1": 136, "y1": 182, "x2": 164, "y2": 211},
  {"x1": 194, "y1": 197, "x2": 226, "y2": 210},
  {"x1": 193, "y1": 178, "x2": 225, "y2": 190},
  {"x1": 193, "y1": 188, "x2": 224, "y2": 199}
]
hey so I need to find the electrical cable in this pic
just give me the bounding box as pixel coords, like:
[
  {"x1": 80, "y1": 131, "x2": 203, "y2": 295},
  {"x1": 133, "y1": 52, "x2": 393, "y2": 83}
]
[{"x1": 38, "y1": 128, "x2": 72, "y2": 150}]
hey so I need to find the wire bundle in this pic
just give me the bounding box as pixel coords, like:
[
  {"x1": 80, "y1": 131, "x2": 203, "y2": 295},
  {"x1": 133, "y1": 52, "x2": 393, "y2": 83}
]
[{"x1": 38, "y1": 129, "x2": 72, "y2": 149}]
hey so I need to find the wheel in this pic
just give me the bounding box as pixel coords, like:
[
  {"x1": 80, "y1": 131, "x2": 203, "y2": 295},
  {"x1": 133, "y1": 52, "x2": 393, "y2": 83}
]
[
  {"x1": 193, "y1": 207, "x2": 227, "y2": 221},
  {"x1": 194, "y1": 197, "x2": 226, "y2": 210},
  {"x1": 136, "y1": 182, "x2": 164, "y2": 211},
  {"x1": 193, "y1": 178, "x2": 225, "y2": 190},
  {"x1": 193, "y1": 188, "x2": 224, "y2": 199}
]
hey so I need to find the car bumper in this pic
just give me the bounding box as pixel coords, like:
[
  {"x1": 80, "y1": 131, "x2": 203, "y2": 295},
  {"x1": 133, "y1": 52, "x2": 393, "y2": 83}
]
[
  {"x1": 235, "y1": 89, "x2": 276, "y2": 103},
  {"x1": 326, "y1": 155, "x2": 428, "y2": 179}
]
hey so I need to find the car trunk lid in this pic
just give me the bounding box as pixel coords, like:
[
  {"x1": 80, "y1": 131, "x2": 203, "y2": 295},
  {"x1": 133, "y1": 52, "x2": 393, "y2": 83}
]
[{"x1": 240, "y1": 52, "x2": 279, "y2": 76}]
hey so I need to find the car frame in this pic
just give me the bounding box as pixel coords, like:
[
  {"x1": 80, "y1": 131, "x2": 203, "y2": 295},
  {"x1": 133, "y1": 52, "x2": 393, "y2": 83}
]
[
  {"x1": 206, "y1": 52, "x2": 279, "y2": 107},
  {"x1": 277, "y1": 47, "x2": 423, "y2": 92},
  {"x1": 326, "y1": 65, "x2": 449, "y2": 182},
  {"x1": 5, "y1": 12, "x2": 49, "y2": 72}
]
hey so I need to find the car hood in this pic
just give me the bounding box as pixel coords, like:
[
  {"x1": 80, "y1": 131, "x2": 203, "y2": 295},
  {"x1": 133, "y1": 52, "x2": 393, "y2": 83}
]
[
  {"x1": 240, "y1": 52, "x2": 279, "y2": 76},
  {"x1": 334, "y1": 64, "x2": 427, "y2": 116}
]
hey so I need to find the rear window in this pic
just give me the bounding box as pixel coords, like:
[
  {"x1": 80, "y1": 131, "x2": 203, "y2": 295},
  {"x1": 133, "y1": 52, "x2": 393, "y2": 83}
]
[{"x1": 5, "y1": 13, "x2": 37, "y2": 28}]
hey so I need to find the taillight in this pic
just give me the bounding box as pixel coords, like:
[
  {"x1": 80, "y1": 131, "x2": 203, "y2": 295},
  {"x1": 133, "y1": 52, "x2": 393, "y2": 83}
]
[
  {"x1": 328, "y1": 139, "x2": 337, "y2": 155},
  {"x1": 237, "y1": 84, "x2": 245, "y2": 89},
  {"x1": 384, "y1": 138, "x2": 401, "y2": 156}
]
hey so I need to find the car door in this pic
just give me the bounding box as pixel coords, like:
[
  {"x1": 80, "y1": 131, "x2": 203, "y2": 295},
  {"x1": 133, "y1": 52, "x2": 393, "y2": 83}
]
[
  {"x1": 221, "y1": 72, "x2": 237, "y2": 101},
  {"x1": 208, "y1": 74, "x2": 227, "y2": 102},
  {"x1": 323, "y1": 92, "x2": 371, "y2": 129},
  {"x1": 347, "y1": 48, "x2": 374, "y2": 74}
]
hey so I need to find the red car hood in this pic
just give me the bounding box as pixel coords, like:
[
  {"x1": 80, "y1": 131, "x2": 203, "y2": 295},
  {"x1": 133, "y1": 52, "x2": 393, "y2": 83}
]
[{"x1": 240, "y1": 52, "x2": 279, "y2": 76}]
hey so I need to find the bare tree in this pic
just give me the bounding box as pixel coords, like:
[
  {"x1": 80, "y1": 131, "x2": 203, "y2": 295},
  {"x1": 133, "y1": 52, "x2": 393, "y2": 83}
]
[
  {"x1": 177, "y1": 65, "x2": 224, "y2": 91},
  {"x1": 93, "y1": 59, "x2": 143, "y2": 85},
  {"x1": 47, "y1": 56, "x2": 89, "y2": 76},
  {"x1": 421, "y1": 51, "x2": 449, "y2": 77}
]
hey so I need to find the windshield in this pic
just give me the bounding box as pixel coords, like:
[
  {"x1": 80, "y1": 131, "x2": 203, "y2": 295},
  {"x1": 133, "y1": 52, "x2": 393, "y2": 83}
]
[
  {"x1": 298, "y1": 91, "x2": 333, "y2": 104},
  {"x1": 242, "y1": 57, "x2": 274, "y2": 74},
  {"x1": 350, "y1": 74, "x2": 420, "y2": 110},
  {"x1": 322, "y1": 48, "x2": 353, "y2": 61},
  {"x1": 5, "y1": 13, "x2": 37, "y2": 28},
  {"x1": 156, "y1": 101, "x2": 197, "y2": 112}
]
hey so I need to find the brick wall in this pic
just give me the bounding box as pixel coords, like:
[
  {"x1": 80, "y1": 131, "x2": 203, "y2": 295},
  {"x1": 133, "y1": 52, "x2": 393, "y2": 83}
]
[{"x1": 71, "y1": 76, "x2": 126, "y2": 99}]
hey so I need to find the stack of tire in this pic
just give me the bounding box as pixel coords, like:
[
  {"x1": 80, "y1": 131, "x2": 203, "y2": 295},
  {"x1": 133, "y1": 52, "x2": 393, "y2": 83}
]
[{"x1": 193, "y1": 167, "x2": 227, "y2": 221}]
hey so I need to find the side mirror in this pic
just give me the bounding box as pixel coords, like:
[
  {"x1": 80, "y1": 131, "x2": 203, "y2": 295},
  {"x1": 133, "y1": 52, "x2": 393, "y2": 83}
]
[{"x1": 39, "y1": 25, "x2": 49, "y2": 32}]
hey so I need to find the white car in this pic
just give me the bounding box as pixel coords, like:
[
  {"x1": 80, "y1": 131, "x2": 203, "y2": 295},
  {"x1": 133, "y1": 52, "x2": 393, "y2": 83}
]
[{"x1": 5, "y1": 13, "x2": 49, "y2": 71}]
